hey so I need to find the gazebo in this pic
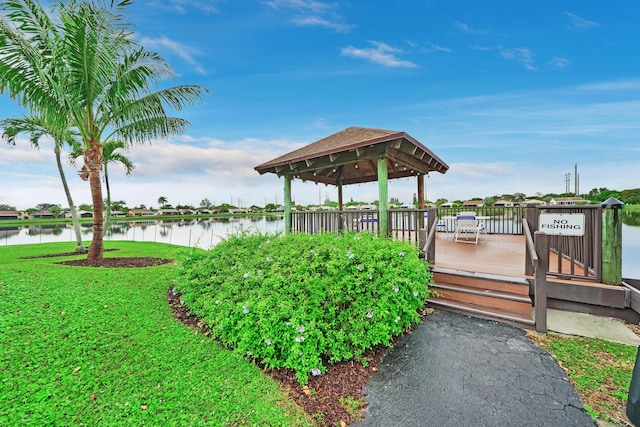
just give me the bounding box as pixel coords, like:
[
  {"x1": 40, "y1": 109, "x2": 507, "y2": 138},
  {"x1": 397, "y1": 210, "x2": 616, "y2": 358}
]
[{"x1": 254, "y1": 126, "x2": 449, "y2": 233}]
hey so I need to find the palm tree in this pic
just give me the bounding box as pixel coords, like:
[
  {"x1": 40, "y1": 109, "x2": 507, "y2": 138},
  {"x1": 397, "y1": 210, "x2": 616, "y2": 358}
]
[
  {"x1": 102, "y1": 141, "x2": 135, "y2": 230},
  {"x1": 0, "y1": 0, "x2": 207, "y2": 260},
  {"x1": 158, "y1": 196, "x2": 168, "y2": 207},
  {"x1": 1, "y1": 115, "x2": 86, "y2": 253}
]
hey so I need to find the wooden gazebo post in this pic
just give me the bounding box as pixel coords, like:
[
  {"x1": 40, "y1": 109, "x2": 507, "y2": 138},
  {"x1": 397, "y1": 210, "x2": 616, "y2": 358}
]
[
  {"x1": 337, "y1": 177, "x2": 344, "y2": 230},
  {"x1": 378, "y1": 157, "x2": 389, "y2": 235},
  {"x1": 417, "y1": 173, "x2": 425, "y2": 228},
  {"x1": 284, "y1": 176, "x2": 292, "y2": 233}
]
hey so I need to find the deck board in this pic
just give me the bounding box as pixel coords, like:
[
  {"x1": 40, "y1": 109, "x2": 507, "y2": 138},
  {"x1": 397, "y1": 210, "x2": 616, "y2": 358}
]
[
  {"x1": 431, "y1": 233, "x2": 600, "y2": 286},
  {"x1": 433, "y1": 233, "x2": 525, "y2": 276}
]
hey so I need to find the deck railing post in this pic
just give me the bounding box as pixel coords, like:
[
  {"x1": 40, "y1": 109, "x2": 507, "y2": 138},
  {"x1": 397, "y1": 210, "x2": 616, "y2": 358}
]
[
  {"x1": 534, "y1": 231, "x2": 548, "y2": 332},
  {"x1": 602, "y1": 198, "x2": 624, "y2": 285}
]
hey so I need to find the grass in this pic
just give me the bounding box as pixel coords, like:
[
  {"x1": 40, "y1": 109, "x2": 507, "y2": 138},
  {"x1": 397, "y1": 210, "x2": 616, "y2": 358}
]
[
  {"x1": 0, "y1": 241, "x2": 311, "y2": 426},
  {"x1": 532, "y1": 333, "x2": 637, "y2": 425}
]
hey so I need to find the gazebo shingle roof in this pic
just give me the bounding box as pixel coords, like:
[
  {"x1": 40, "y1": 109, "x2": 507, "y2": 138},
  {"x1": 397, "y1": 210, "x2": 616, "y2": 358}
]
[{"x1": 255, "y1": 126, "x2": 448, "y2": 186}]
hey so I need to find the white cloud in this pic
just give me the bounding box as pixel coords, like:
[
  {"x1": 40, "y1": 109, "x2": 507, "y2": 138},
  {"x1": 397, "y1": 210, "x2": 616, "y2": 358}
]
[
  {"x1": 148, "y1": 0, "x2": 219, "y2": 15},
  {"x1": 499, "y1": 47, "x2": 536, "y2": 71},
  {"x1": 291, "y1": 15, "x2": 353, "y2": 32},
  {"x1": 264, "y1": 0, "x2": 333, "y2": 13},
  {"x1": 263, "y1": 0, "x2": 354, "y2": 32},
  {"x1": 454, "y1": 20, "x2": 489, "y2": 35},
  {"x1": 406, "y1": 40, "x2": 452, "y2": 54},
  {"x1": 341, "y1": 41, "x2": 418, "y2": 68},
  {"x1": 472, "y1": 44, "x2": 537, "y2": 71},
  {"x1": 564, "y1": 12, "x2": 599, "y2": 29},
  {"x1": 550, "y1": 57, "x2": 571, "y2": 69},
  {"x1": 139, "y1": 36, "x2": 207, "y2": 75}
]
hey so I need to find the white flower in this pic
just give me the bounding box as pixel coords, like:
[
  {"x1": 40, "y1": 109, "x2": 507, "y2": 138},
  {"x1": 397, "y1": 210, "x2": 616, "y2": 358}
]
[
  {"x1": 296, "y1": 325, "x2": 305, "y2": 333},
  {"x1": 366, "y1": 310, "x2": 374, "y2": 318},
  {"x1": 392, "y1": 285, "x2": 399, "y2": 293},
  {"x1": 311, "y1": 368, "x2": 321, "y2": 376},
  {"x1": 347, "y1": 251, "x2": 354, "y2": 259},
  {"x1": 215, "y1": 300, "x2": 221, "y2": 305},
  {"x1": 413, "y1": 291, "x2": 419, "y2": 297},
  {"x1": 395, "y1": 316, "x2": 401, "y2": 323},
  {"x1": 265, "y1": 339, "x2": 272, "y2": 345},
  {"x1": 399, "y1": 251, "x2": 405, "y2": 257},
  {"x1": 258, "y1": 244, "x2": 262, "y2": 249},
  {"x1": 242, "y1": 305, "x2": 249, "y2": 314},
  {"x1": 295, "y1": 335, "x2": 305, "y2": 342},
  {"x1": 266, "y1": 256, "x2": 272, "y2": 262},
  {"x1": 243, "y1": 273, "x2": 250, "y2": 279}
]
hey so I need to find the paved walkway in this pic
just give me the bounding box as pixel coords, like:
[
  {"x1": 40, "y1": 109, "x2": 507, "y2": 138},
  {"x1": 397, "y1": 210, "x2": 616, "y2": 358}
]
[{"x1": 353, "y1": 312, "x2": 597, "y2": 427}]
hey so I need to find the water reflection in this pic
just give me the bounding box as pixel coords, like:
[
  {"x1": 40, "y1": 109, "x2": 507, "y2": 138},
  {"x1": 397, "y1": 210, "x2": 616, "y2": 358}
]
[
  {"x1": 1, "y1": 213, "x2": 638, "y2": 278},
  {"x1": 0, "y1": 216, "x2": 285, "y2": 250}
]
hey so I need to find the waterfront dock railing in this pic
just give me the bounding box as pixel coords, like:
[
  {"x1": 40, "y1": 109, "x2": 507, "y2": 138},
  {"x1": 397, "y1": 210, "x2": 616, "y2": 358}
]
[
  {"x1": 291, "y1": 205, "x2": 601, "y2": 282},
  {"x1": 292, "y1": 206, "x2": 526, "y2": 239}
]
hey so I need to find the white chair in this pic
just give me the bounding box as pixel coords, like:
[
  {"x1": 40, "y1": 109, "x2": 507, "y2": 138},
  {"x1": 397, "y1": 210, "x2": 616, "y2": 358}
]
[{"x1": 454, "y1": 214, "x2": 482, "y2": 244}]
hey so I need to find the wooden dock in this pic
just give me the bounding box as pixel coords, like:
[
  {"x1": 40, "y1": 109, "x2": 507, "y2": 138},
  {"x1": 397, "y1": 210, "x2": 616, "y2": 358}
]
[{"x1": 428, "y1": 232, "x2": 637, "y2": 327}]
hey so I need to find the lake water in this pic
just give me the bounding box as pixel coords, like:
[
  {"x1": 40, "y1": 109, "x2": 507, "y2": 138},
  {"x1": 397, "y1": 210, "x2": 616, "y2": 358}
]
[{"x1": 1, "y1": 214, "x2": 639, "y2": 279}]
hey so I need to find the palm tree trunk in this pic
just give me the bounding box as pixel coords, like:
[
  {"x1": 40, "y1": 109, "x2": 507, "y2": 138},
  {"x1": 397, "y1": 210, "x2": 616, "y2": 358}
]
[
  {"x1": 86, "y1": 145, "x2": 104, "y2": 260},
  {"x1": 55, "y1": 148, "x2": 85, "y2": 253},
  {"x1": 104, "y1": 165, "x2": 112, "y2": 233}
]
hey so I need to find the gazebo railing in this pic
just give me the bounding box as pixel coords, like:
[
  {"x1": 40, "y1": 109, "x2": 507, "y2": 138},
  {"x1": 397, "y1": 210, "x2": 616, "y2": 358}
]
[{"x1": 291, "y1": 207, "x2": 527, "y2": 240}]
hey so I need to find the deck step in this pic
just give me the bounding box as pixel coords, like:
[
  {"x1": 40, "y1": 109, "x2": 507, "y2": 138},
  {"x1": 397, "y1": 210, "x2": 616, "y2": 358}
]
[
  {"x1": 428, "y1": 268, "x2": 534, "y2": 328},
  {"x1": 428, "y1": 298, "x2": 535, "y2": 327},
  {"x1": 431, "y1": 283, "x2": 532, "y2": 315},
  {"x1": 432, "y1": 268, "x2": 530, "y2": 297}
]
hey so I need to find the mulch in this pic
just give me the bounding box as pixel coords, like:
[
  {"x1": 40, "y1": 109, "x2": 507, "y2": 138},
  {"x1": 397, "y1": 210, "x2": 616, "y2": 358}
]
[
  {"x1": 28, "y1": 249, "x2": 398, "y2": 426},
  {"x1": 23, "y1": 249, "x2": 173, "y2": 268},
  {"x1": 168, "y1": 288, "x2": 395, "y2": 426}
]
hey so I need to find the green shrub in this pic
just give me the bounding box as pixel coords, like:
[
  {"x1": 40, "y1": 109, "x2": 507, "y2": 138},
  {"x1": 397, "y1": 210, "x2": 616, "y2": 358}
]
[{"x1": 176, "y1": 231, "x2": 430, "y2": 384}]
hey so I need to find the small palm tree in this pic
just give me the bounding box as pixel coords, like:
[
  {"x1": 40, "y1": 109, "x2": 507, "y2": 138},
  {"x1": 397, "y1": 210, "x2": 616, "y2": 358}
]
[
  {"x1": 158, "y1": 196, "x2": 168, "y2": 208},
  {"x1": 1, "y1": 115, "x2": 86, "y2": 253},
  {"x1": 103, "y1": 141, "x2": 134, "y2": 229},
  {"x1": 0, "y1": 0, "x2": 207, "y2": 260}
]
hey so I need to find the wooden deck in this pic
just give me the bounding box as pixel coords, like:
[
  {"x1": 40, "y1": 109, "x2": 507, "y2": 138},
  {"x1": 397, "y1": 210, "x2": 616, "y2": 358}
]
[
  {"x1": 432, "y1": 232, "x2": 598, "y2": 284},
  {"x1": 433, "y1": 233, "x2": 526, "y2": 277}
]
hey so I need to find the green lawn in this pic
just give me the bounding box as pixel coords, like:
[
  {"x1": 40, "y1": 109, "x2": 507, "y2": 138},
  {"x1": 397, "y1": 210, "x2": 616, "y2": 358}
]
[{"x1": 0, "y1": 241, "x2": 311, "y2": 426}]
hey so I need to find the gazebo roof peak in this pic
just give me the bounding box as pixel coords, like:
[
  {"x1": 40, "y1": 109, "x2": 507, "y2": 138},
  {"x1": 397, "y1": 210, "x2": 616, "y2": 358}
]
[{"x1": 255, "y1": 126, "x2": 448, "y2": 186}]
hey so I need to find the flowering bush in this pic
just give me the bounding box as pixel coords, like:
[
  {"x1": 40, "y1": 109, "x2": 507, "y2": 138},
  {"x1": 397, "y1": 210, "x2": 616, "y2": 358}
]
[{"x1": 176, "y1": 231, "x2": 430, "y2": 384}]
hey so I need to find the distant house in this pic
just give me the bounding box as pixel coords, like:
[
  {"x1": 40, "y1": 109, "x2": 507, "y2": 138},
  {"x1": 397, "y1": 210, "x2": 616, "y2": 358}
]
[
  {"x1": 0, "y1": 210, "x2": 20, "y2": 220},
  {"x1": 157, "y1": 209, "x2": 180, "y2": 216},
  {"x1": 128, "y1": 209, "x2": 155, "y2": 217},
  {"x1": 179, "y1": 209, "x2": 195, "y2": 215},
  {"x1": 440, "y1": 202, "x2": 457, "y2": 208},
  {"x1": 29, "y1": 210, "x2": 55, "y2": 219},
  {"x1": 228, "y1": 208, "x2": 250, "y2": 214},
  {"x1": 493, "y1": 200, "x2": 514, "y2": 207},
  {"x1": 110, "y1": 211, "x2": 126, "y2": 217},
  {"x1": 463, "y1": 200, "x2": 484, "y2": 208},
  {"x1": 549, "y1": 197, "x2": 589, "y2": 206},
  {"x1": 521, "y1": 199, "x2": 546, "y2": 206},
  {"x1": 77, "y1": 210, "x2": 93, "y2": 218}
]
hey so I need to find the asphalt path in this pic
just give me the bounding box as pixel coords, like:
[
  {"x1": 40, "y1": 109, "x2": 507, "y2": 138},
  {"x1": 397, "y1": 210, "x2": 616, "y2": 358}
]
[{"x1": 354, "y1": 311, "x2": 596, "y2": 427}]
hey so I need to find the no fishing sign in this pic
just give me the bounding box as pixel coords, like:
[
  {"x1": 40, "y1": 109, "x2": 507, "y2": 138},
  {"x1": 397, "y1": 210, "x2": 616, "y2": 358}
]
[{"x1": 538, "y1": 213, "x2": 585, "y2": 236}]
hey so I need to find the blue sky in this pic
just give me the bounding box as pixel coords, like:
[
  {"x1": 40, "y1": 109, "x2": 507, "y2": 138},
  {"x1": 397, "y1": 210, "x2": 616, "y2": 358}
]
[{"x1": 2, "y1": 0, "x2": 640, "y2": 210}]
